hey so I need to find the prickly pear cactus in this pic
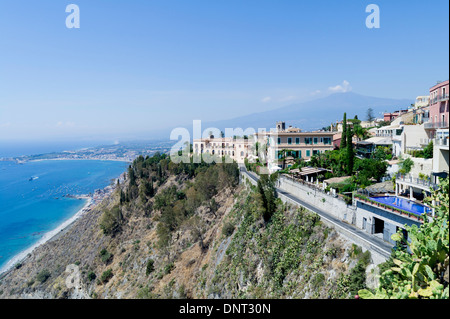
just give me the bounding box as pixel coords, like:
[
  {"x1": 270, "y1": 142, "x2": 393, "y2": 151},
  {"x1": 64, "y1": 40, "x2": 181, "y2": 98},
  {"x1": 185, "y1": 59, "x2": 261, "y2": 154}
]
[{"x1": 359, "y1": 177, "x2": 449, "y2": 299}]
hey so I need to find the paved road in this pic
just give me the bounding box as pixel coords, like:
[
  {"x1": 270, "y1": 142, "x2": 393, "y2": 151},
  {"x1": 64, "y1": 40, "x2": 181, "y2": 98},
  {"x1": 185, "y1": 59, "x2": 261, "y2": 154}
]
[{"x1": 239, "y1": 164, "x2": 393, "y2": 259}]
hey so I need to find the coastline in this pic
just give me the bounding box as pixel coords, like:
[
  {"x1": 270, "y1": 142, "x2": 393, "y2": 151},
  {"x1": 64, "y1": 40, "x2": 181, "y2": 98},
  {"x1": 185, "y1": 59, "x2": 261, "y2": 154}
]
[
  {"x1": 0, "y1": 197, "x2": 94, "y2": 276},
  {"x1": 0, "y1": 158, "x2": 129, "y2": 277},
  {"x1": 26, "y1": 158, "x2": 132, "y2": 163}
]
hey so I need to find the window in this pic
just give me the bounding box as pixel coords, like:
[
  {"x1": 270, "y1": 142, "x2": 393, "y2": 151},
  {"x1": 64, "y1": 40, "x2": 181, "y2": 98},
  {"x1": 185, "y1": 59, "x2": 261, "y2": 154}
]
[
  {"x1": 298, "y1": 150, "x2": 302, "y2": 158},
  {"x1": 295, "y1": 137, "x2": 300, "y2": 144},
  {"x1": 363, "y1": 218, "x2": 367, "y2": 230},
  {"x1": 313, "y1": 150, "x2": 319, "y2": 156},
  {"x1": 288, "y1": 137, "x2": 292, "y2": 145},
  {"x1": 277, "y1": 137, "x2": 281, "y2": 145},
  {"x1": 306, "y1": 150, "x2": 311, "y2": 157},
  {"x1": 323, "y1": 137, "x2": 332, "y2": 145},
  {"x1": 305, "y1": 137, "x2": 311, "y2": 145},
  {"x1": 320, "y1": 137, "x2": 323, "y2": 143},
  {"x1": 313, "y1": 137, "x2": 318, "y2": 144}
]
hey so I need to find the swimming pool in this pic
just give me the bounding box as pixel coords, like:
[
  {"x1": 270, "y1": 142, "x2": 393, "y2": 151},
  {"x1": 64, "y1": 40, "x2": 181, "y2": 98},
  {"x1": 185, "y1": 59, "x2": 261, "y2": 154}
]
[{"x1": 369, "y1": 196, "x2": 431, "y2": 216}]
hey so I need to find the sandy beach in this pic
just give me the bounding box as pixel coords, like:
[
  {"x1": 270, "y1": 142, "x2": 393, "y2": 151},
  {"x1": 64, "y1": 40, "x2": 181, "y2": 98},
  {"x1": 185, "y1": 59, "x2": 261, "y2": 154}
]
[{"x1": 0, "y1": 197, "x2": 94, "y2": 276}]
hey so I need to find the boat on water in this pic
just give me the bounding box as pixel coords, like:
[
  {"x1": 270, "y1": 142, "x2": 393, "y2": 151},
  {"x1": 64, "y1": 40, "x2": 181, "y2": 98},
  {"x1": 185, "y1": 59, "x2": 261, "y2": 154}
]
[{"x1": 28, "y1": 176, "x2": 39, "y2": 181}]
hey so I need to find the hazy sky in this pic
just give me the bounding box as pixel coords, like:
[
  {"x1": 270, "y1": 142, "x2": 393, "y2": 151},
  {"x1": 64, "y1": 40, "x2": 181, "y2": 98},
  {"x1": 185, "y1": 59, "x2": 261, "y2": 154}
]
[{"x1": 0, "y1": 0, "x2": 448, "y2": 142}]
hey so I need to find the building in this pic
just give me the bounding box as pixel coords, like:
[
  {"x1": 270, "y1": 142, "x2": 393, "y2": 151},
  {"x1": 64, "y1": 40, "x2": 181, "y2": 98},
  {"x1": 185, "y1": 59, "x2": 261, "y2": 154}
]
[
  {"x1": 426, "y1": 80, "x2": 449, "y2": 136},
  {"x1": 431, "y1": 130, "x2": 449, "y2": 185},
  {"x1": 255, "y1": 122, "x2": 335, "y2": 172},
  {"x1": 192, "y1": 135, "x2": 251, "y2": 163},
  {"x1": 383, "y1": 109, "x2": 409, "y2": 122},
  {"x1": 413, "y1": 106, "x2": 430, "y2": 124},
  {"x1": 415, "y1": 95, "x2": 430, "y2": 108}
]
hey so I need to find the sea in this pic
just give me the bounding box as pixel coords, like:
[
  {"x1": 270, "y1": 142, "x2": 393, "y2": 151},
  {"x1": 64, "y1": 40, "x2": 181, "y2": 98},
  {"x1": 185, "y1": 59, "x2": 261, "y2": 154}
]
[{"x1": 0, "y1": 142, "x2": 129, "y2": 273}]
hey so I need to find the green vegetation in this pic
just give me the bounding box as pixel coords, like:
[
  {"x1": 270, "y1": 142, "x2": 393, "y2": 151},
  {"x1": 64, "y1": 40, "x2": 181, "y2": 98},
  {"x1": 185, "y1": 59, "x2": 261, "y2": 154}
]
[
  {"x1": 309, "y1": 147, "x2": 388, "y2": 193},
  {"x1": 36, "y1": 269, "x2": 51, "y2": 283},
  {"x1": 146, "y1": 259, "x2": 155, "y2": 276},
  {"x1": 256, "y1": 174, "x2": 277, "y2": 222},
  {"x1": 407, "y1": 141, "x2": 433, "y2": 159},
  {"x1": 399, "y1": 157, "x2": 414, "y2": 174},
  {"x1": 341, "y1": 113, "x2": 347, "y2": 149},
  {"x1": 199, "y1": 181, "x2": 369, "y2": 299},
  {"x1": 154, "y1": 160, "x2": 239, "y2": 250},
  {"x1": 99, "y1": 248, "x2": 113, "y2": 264},
  {"x1": 222, "y1": 221, "x2": 235, "y2": 237},
  {"x1": 345, "y1": 125, "x2": 354, "y2": 176},
  {"x1": 100, "y1": 269, "x2": 113, "y2": 284},
  {"x1": 359, "y1": 177, "x2": 449, "y2": 299},
  {"x1": 99, "y1": 205, "x2": 123, "y2": 236},
  {"x1": 373, "y1": 146, "x2": 393, "y2": 161},
  {"x1": 87, "y1": 271, "x2": 97, "y2": 282}
]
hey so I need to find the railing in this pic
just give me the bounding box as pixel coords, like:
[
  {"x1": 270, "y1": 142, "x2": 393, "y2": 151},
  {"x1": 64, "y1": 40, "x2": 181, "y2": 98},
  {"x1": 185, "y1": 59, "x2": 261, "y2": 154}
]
[
  {"x1": 424, "y1": 121, "x2": 449, "y2": 129},
  {"x1": 419, "y1": 138, "x2": 432, "y2": 145},
  {"x1": 280, "y1": 174, "x2": 355, "y2": 205},
  {"x1": 434, "y1": 138, "x2": 449, "y2": 147},
  {"x1": 354, "y1": 193, "x2": 424, "y2": 221},
  {"x1": 396, "y1": 173, "x2": 438, "y2": 190},
  {"x1": 431, "y1": 94, "x2": 449, "y2": 104},
  {"x1": 375, "y1": 133, "x2": 393, "y2": 137}
]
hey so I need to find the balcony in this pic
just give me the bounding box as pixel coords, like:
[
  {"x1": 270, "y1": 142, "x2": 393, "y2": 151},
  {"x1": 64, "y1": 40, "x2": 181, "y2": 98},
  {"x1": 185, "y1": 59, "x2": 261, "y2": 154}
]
[
  {"x1": 396, "y1": 173, "x2": 438, "y2": 191},
  {"x1": 434, "y1": 137, "x2": 449, "y2": 147},
  {"x1": 431, "y1": 94, "x2": 449, "y2": 104},
  {"x1": 419, "y1": 138, "x2": 432, "y2": 146},
  {"x1": 424, "y1": 121, "x2": 449, "y2": 130}
]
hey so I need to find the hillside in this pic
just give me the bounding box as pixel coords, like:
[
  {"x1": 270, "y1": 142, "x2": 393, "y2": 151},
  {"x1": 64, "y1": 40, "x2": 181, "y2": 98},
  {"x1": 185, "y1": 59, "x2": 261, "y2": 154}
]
[{"x1": 0, "y1": 154, "x2": 378, "y2": 299}]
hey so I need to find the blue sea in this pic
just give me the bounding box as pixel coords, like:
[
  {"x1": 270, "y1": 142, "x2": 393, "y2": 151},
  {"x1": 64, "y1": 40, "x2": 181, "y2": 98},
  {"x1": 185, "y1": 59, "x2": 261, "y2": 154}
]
[{"x1": 0, "y1": 159, "x2": 129, "y2": 272}]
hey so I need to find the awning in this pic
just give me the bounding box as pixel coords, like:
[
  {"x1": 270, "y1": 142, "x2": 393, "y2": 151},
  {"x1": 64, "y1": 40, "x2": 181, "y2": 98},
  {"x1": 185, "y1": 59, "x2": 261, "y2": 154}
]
[{"x1": 292, "y1": 167, "x2": 329, "y2": 176}]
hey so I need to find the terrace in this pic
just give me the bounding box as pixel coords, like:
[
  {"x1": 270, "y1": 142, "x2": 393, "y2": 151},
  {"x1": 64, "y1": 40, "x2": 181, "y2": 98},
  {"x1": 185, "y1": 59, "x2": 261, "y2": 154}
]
[{"x1": 354, "y1": 193, "x2": 427, "y2": 222}]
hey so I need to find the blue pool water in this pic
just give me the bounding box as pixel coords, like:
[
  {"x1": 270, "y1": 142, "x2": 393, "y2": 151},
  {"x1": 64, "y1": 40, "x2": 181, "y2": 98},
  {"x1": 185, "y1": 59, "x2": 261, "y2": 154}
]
[
  {"x1": 369, "y1": 196, "x2": 431, "y2": 215},
  {"x1": 0, "y1": 160, "x2": 129, "y2": 272}
]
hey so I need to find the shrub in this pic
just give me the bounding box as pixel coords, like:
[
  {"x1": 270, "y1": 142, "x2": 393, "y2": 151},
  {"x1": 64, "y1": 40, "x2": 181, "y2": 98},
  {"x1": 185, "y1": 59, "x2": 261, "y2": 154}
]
[
  {"x1": 87, "y1": 271, "x2": 97, "y2": 282},
  {"x1": 36, "y1": 269, "x2": 51, "y2": 283},
  {"x1": 311, "y1": 273, "x2": 326, "y2": 289},
  {"x1": 222, "y1": 222, "x2": 235, "y2": 237},
  {"x1": 146, "y1": 259, "x2": 155, "y2": 276},
  {"x1": 164, "y1": 263, "x2": 175, "y2": 275},
  {"x1": 99, "y1": 205, "x2": 123, "y2": 236},
  {"x1": 100, "y1": 269, "x2": 113, "y2": 284},
  {"x1": 99, "y1": 248, "x2": 113, "y2": 264}
]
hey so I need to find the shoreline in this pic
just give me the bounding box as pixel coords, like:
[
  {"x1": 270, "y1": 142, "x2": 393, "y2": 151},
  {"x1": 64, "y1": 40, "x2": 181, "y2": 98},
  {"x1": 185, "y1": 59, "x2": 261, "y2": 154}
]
[
  {"x1": 0, "y1": 157, "x2": 133, "y2": 164},
  {"x1": 27, "y1": 158, "x2": 132, "y2": 163},
  {"x1": 0, "y1": 167, "x2": 127, "y2": 278},
  {"x1": 0, "y1": 197, "x2": 94, "y2": 276}
]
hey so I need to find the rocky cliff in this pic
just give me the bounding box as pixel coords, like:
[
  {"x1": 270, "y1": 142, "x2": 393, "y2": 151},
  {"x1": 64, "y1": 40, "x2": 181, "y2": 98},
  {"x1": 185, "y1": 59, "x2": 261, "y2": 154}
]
[{"x1": 0, "y1": 154, "x2": 376, "y2": 299}]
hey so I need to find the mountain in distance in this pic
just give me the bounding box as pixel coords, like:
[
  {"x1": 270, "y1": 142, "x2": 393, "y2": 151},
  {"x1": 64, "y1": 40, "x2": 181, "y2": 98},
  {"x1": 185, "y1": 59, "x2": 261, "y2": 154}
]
[{"x1": 200, "y1": 92, "x2": 414, "y2": 134}]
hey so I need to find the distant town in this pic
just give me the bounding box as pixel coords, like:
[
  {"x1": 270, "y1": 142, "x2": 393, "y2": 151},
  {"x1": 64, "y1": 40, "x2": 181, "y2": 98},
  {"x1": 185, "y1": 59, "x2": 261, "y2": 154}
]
[{"x1": 0, "y1": 140, "x2": 174, "y2": 164}]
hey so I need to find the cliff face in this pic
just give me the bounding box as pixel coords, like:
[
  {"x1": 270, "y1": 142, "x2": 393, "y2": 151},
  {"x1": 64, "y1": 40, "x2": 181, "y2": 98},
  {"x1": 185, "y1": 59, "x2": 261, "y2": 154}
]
[{"x1": 0, "y1": 156, "x2": 373, "y2": 299}]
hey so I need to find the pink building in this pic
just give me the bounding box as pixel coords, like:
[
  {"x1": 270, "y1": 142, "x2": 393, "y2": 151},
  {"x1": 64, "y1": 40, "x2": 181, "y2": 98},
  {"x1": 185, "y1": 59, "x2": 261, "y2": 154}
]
[
  {"x1": 427, "y1": 80, "x2": 449, "y2": 134},
  {"x1": 383, "y1": 109, "x2": 408, "y2": 122}
]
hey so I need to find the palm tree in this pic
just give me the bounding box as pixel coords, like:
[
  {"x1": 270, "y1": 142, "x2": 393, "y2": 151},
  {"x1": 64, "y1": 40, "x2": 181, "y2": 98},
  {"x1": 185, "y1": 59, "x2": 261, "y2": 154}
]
[
  {"x1": 278, "y1": 149, "x2": 294, "y2": 169},
  {"x1": 353, "y1": 124, "x2": 370, "y2": 142}
]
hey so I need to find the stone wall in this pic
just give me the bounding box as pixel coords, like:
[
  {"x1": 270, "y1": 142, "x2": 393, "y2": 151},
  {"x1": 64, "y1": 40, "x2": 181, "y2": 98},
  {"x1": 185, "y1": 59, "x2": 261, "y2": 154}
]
[{"x1": 277, "y1": 175, "x2": 357, "y2": 225}]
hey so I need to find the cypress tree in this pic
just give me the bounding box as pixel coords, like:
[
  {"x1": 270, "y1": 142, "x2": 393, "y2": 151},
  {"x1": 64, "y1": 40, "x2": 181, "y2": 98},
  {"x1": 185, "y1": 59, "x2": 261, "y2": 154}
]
[
  {"x1": 346, "y1": 127, "x2": 354, "y2": 176},
  {"x1": 341, "y1": 113, "x2": 347, "y2": 149}
]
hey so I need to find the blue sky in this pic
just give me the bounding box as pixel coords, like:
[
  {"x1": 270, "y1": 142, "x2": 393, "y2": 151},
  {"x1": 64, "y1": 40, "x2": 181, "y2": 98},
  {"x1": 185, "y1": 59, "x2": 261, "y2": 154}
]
[{"x1": 0, "y1": 0, "x2": 448, "y2": 142}]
